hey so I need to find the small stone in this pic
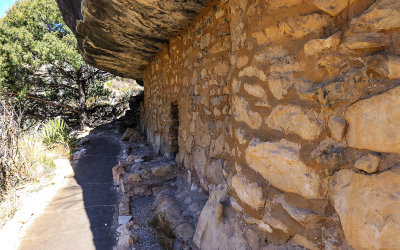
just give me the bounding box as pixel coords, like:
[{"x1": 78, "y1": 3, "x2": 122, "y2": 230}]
[
  {"x1": 236, "y1": 55, "x2": 248, "y2": 69},
  {"x1": 152, "y1": 186, "x2": 163, "y2": 196},
  {"x1": 231, "y1": 175, "x2": 265, "y2": 210},
  {"x1": 354, "y1": 154, "x2": 380, "y2": 173},
  {"x1": 118, "y1": 216, "x2": 132, "y2": 225},
  {"x1": 133, "y1": 185, "x2": 150, "y2": 196},
  {"x1": 328, "y1": 115, "x2": 346, "y2": 141}
]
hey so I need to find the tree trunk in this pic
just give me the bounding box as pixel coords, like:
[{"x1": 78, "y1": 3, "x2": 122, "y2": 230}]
[{"x1": 77, "y1": 79, "x2": 89, "y2": 129}]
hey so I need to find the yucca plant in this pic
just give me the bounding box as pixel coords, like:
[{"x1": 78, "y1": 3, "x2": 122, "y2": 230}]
[{"x1": 39, "y1": 117, "x2": 70, "y2": 146}]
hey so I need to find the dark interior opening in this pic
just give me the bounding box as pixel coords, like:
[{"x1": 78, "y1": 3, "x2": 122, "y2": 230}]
[{"x1": 169, "y1": 102, "x2": 179, "y2": 155}]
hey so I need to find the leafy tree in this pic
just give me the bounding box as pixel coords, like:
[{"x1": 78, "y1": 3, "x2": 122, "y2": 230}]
[{"x1": 0, "y1": 0, "x2": 110, "y2": 127}]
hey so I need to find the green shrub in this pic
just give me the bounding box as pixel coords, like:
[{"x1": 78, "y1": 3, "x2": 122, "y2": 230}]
[{"x1": 39, "y1": 117, "x2": 70, "y2": 146}]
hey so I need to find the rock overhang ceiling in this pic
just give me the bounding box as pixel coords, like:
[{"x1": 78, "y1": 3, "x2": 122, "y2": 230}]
[{"x1": 56, "y1": 0, "x2": 212, "y2": 81}]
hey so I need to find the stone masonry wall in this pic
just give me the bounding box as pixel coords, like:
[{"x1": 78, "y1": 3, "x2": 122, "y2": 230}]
[{"x1": 142, "y1": 0, "x2": 400, "y2": 249}]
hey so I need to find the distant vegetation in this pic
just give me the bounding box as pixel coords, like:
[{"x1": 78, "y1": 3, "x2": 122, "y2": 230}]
[{"x1": 0, "y1": 0, "x2": 141, "y2": 128}]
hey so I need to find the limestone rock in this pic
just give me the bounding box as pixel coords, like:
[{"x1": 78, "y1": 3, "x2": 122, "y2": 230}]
[
  {"x1": 344, "y1": 32, "x2": 389, "y2": 49},
  {"x1": 345, "y1": 85, "x2": 400, "y2": 154},
  {"x1": 311, "y1": 0, "x2": 357, "y2": 16},
  {"x1": 232, "y1": 175, "x2": 265, "y2": 210},
  {"x1": 280, "y1": 14, "x2": 331, "y2": 38},
  {"x1": 366, "y1": 53, "x2": 400, "y2": 79},
  {"x1": 330, "y1": 169, "x2": 400, "y2": 249},
  {"x1": 304, "y1": 32, "x2": 341, "y2": 56},
  {"x1": 350, "y1": 0, "x2": 400, "y2": 31},
  {"x1": 243, "y1": 83, "x2": 266, "y2": 98},
  {"x1": 245, "y1": 139, "x2": 327, "y2": 199},
  {"x1": 328, "y1": 116, "x2": 346, "y2": 141},
  {"x1": 232, "y1": 96, "x2": 262, "y2": 129},
  {"x1": 265, "y1": 105, "x2": 323, "y2": 141},
  {"x1": 193, "y1": 185, "x2": 250, "y2": 250},
  {"x1": 239, "y1": 66, "x2": 267, "y2": 81},
  {"x1": 274, "y1": 196, "x2": 317, "y2": 226},
  {"x1": 354, "y1": 154, "x2": 380, "y2": 173}
]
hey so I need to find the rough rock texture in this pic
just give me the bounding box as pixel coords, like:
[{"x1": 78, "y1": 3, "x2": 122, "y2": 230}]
[
  {"x1": 56, "y1": 0, "x2": 212, "y2": 80},
  {"x1": 245, "y1": 139, "x2": 327, "y2": 199},
  {"x1": 60, "y1": 0, "x2": 400, "y2": 248},
  {"x1": 346, "y1": 85, "x2": 400, "y2": 154},
  {"x1": 330, "y1": 169, "x2": 400, "y2": 249}
]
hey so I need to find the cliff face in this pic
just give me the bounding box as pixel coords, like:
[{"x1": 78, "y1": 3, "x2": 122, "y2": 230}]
[{"x1": 56, "y1": 0, "x2": 212, "y2": 80}]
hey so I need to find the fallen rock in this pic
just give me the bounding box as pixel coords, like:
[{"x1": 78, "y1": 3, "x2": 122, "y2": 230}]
[
  {"x1": 231, "y1": 175, "x2": 265, "y2": 210},
  {"x1": 345, "y1": 85, "x2": 400, "y2": 154},
  {"x1": 354, "y1": 153, "x2": 380, "y2": 173},
  {"x1": 265, "y1": 104, "x2": 323, "y2": 141},
  {"x1": 245, "y1": 139, "x2": 327, "y2": 199},
  {"x1": 330, "y1": 169, "x2": 400, "y2": 249}
]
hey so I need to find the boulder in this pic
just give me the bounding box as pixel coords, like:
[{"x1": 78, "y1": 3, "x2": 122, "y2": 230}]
[
  {"x1": 245, "y1": 139, "x2": 327, "y2": 199},
  {"x1": 345, "y1": 85, "x2": 400, "y2": 154},
  {"x1": 330, "y1": 169, "x2": 400, "y2": 249}
]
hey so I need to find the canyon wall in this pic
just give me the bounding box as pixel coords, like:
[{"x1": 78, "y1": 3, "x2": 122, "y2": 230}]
[{"x1": 141, "y1": 0, "x2": 400, "y2": 249}]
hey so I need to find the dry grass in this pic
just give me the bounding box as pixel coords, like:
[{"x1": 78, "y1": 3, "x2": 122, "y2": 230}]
[{"x1": 0, "y1": 108, "x2": 72, "y2": 227}]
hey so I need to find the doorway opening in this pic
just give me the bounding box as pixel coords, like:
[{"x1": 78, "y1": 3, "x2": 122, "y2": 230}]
[{"x1": 169, "y1": 102, "x2": 179, "y2": 155}]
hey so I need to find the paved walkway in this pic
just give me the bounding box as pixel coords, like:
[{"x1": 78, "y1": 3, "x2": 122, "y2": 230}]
[{"x1": 19, "y1": 136, "x2": 121, "y2": 250}]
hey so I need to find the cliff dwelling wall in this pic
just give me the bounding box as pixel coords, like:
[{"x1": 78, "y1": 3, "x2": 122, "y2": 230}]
[{"x1": 141, "y1": 0, "x2": 400, "y2": 249}]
